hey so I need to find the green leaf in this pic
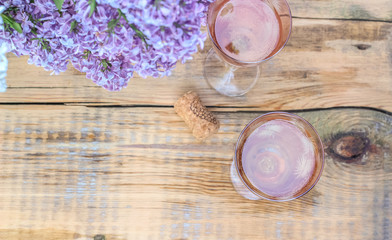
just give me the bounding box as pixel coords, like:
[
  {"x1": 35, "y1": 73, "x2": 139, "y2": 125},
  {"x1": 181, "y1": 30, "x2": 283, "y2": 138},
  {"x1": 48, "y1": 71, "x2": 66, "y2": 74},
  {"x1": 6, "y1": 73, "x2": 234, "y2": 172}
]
[
  {"x1": 70, "y1": 20, "x2": 78, "y2": 33},
  {"x1": 107, "y1": 19, "x2": 118, "y2": 30},
  {"x1": 88, "y1": 0, "x2": 96, "y2": 17},
  {"x1": 116, "y1": 9, "x2": 149, "y2": 48},
  {"x1": 11, "y1": 21, "x2": 23, "y2": 33},
  {"x1": 130, "y1": 23, "x2": 149, "y2": 48},
  {"x1": 100, "y1": 59, "x2": 112, "y2": 72},
  {"x1": 53, "y1": 0, "x2": 65, "y2": 12},
  {"x1": 1, "y1": 14, "x2": 11, "y2": 24},
  {"x1": 31, "y1": 28, "x2": 38, "y2": 35},
  {"x1": 31, "y1": 37, "x2": 51, "y2": 52},
  {"x1": 83, "y1": 50, "x2": 91, "y2": 59},
  {"x1": 1, "y1": 13, "x2": 23, "y2": 33},
  {"x1": 154, "y1": 0, "x2": 162, "y2": 8}
]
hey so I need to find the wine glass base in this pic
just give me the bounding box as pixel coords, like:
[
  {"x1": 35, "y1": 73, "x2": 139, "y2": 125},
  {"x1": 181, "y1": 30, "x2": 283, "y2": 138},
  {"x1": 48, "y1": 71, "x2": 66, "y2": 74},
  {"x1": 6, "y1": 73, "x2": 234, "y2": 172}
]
[{"x1": 203, "y1": 48, "x2": 260, "y2": 97}]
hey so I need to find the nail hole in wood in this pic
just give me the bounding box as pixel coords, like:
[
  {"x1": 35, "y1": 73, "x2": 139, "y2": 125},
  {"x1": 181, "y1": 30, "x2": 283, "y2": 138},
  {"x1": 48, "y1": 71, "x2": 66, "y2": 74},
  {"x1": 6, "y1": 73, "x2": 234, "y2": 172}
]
[
  {"x1": 327, "y1": 132, "x2": 370, "y2": 163},
  {"x1": 353, "y1": 44, "x2": 371, "y2": 50}
]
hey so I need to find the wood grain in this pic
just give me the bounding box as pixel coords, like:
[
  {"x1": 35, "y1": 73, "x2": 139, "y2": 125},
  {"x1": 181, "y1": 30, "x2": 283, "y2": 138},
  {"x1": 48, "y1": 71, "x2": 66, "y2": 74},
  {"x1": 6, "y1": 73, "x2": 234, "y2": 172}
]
[
  {"x1": 2, "y1": 18, "x2": 392, "y2": 111},
  {"x1": 290, "y1": 0, "x2": 392, "y2": 21},
  {"x1": 0, "y1": 106, "x2": 391, "y2": 240}
]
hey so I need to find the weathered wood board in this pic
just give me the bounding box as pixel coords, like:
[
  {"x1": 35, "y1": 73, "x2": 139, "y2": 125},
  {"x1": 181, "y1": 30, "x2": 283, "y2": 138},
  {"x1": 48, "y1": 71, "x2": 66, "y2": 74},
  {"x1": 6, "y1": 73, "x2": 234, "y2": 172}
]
[
  {"x1": 0, "y1": 106, "x2": 391, "y2": 240},
  {"x1": 290, "y1": 0, "x2": 392, "y2": 21},
  {"x1": 2, "y1": 18, "x2": 392, "y2": 111}
]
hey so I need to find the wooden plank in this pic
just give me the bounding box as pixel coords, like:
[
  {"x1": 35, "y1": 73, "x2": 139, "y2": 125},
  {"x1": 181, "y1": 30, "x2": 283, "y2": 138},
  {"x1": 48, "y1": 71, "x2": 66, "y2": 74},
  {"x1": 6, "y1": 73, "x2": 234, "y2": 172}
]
[
  {"x1": 0, "y1": 106, "x2": 391, "y2": 239},
  {"x1": 2, "y1": 19, "x2": 392, "y2": 111},
  {"x1": 290, "y1": 0, "x2": 392, "y2": 21}
]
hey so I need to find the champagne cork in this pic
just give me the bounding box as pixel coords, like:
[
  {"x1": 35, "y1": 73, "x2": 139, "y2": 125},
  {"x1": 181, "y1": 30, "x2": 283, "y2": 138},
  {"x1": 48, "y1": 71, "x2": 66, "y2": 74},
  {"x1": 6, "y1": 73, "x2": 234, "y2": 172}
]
[{"x1": 174, "y1": 91, "x2": 220, "y2": 140}]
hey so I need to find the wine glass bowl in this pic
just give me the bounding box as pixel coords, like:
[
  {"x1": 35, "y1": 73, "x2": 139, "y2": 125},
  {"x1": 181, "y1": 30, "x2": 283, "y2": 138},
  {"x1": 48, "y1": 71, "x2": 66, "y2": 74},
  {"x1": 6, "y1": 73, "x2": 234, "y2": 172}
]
[{"x1": 231, "y1": 112, "x2": 325, "y2": 201}]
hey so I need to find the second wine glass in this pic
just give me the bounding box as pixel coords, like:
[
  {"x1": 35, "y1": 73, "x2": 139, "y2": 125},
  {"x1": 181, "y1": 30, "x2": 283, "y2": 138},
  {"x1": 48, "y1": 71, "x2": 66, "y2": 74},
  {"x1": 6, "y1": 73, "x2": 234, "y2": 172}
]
[{"x1": 204, "y1": 0, "x2": 292, "y2": 97}]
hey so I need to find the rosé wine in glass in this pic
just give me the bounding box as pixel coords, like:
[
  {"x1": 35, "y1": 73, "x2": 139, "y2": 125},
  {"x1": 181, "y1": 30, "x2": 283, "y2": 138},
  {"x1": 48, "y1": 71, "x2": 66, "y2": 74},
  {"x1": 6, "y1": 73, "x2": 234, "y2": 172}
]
[
  {"x1": 213, "y1": 0, "x2": 281, "y2": 62},
  {"x1": 231, "y1": 112, "x2": 324, "y2": 201}
]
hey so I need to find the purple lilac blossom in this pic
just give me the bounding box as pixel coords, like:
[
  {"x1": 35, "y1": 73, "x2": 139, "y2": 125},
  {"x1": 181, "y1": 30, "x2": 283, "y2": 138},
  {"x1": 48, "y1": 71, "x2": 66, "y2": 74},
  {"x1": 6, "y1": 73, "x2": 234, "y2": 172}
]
[{"x1": 0, "y1": 0, "x2": 213, "y2": 91}]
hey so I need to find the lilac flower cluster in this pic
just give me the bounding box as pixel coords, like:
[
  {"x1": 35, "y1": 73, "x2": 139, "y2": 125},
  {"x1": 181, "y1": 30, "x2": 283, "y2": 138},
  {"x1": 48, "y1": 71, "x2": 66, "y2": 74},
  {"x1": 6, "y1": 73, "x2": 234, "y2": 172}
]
[{"x1": 0, "y1": 0, "x2": 213, "y2": 91}]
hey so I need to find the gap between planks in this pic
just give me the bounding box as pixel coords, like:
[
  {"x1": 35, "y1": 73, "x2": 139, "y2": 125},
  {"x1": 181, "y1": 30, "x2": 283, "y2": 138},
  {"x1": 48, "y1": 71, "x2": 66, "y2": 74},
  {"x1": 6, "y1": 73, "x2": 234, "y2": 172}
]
[
  {"x1": 0, "y1": 103, "x2": 391, "y2": 116},
  {"x1": 291, "y1": 16, "x2": 392, "y2": 23}
]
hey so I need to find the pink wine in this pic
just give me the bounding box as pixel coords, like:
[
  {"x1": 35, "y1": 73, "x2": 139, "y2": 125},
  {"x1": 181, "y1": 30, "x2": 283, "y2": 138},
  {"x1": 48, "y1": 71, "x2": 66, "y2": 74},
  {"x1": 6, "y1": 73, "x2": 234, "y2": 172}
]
[
  {"x1": 241, "y1": 119, "x2": 316, "y2": 198},
  {"x1": 213, "y1": 0, "x2": 281, "y2": 62}
]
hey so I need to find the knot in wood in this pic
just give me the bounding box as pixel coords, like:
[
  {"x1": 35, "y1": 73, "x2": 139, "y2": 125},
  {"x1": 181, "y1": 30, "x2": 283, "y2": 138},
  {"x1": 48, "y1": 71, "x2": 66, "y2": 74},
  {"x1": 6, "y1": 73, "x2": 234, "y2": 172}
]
[
  {"x1": 190, "y1": 98, "x2": 218, "y2": 124},
  {"x1": 328, "y1": 132, "x2": 370, "y2": 162},
  {"x1": 353, "y1": 44, "x2": 371, "y2": 50},
  {"x1": 93, "y1": 235, "x2": 106, "y2": 240}
]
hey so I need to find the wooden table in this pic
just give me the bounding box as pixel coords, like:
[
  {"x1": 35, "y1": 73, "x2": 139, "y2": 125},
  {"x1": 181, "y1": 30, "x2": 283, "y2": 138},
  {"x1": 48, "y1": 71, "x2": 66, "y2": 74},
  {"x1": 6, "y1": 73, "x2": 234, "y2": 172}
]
[{"x1": 1, "y1": 0, "x2": 392, "y2": 239}]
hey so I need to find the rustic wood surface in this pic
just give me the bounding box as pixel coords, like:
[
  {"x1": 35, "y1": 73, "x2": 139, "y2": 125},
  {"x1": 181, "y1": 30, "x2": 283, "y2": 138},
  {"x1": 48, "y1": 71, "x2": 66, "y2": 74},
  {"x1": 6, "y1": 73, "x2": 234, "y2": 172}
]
[
  {"x1": 1, "y1": 0, "x2": 392, "y2": 239},
  {"x1": 0, "y1": 107, "x2": 391, "y2": 240}
]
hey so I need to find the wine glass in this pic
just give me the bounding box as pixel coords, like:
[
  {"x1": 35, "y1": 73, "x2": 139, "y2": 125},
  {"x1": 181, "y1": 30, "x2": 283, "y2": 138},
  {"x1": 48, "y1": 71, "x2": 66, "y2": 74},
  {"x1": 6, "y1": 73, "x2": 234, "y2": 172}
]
[
  {"x1": 204, "y1": 0, "x2": 292, "y2": 97},
  {"x1": 231, "y1": 112, "x2": 325, "y2": 201}
]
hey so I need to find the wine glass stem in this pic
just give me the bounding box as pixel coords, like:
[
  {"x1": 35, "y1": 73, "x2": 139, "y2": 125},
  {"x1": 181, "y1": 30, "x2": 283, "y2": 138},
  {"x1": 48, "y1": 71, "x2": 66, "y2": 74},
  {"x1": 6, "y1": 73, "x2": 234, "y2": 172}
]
[{"x1": 222, "y1": 64, "x2": 238, "y2": 85}]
